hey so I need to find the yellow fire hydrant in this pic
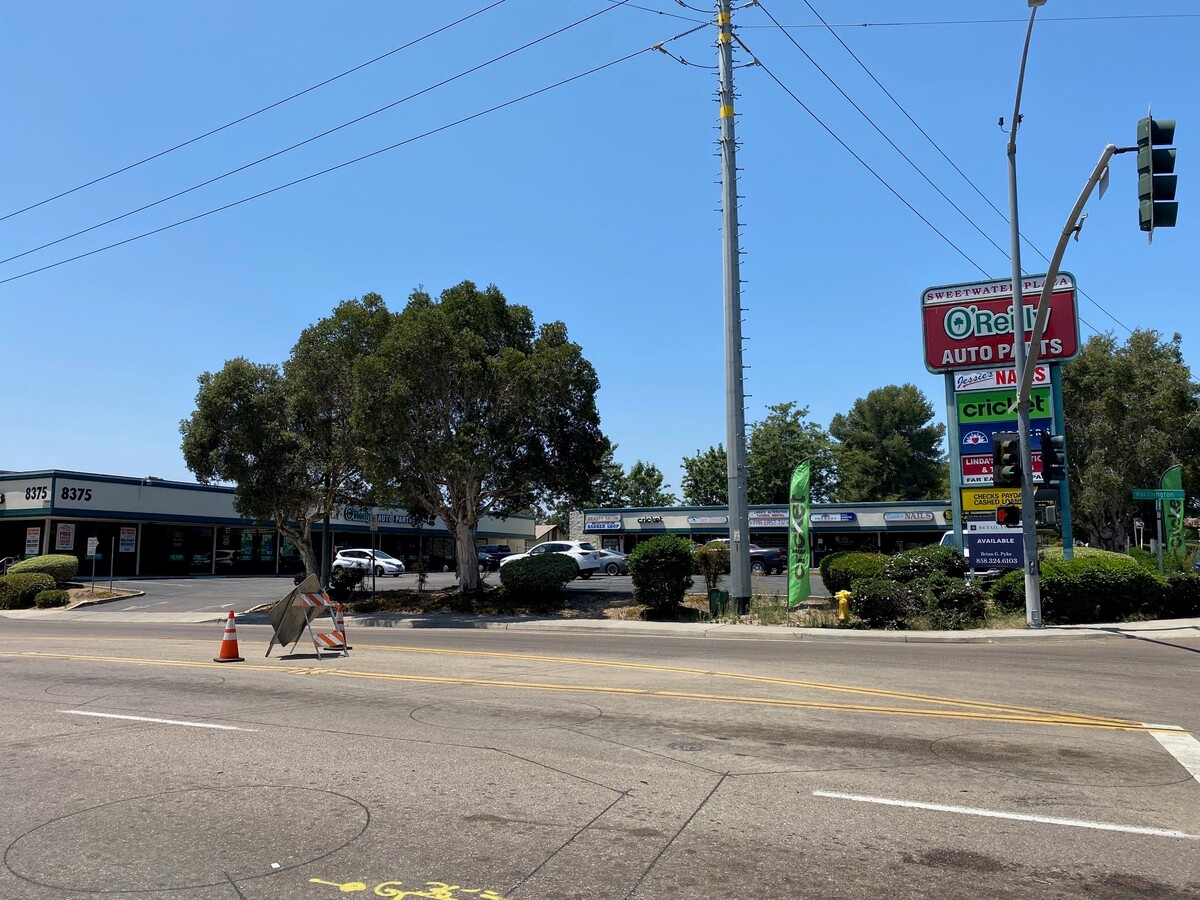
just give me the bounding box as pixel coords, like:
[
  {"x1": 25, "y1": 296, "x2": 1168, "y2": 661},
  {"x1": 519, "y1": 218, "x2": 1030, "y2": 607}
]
[{"x1": 835, "y1": 590, "x2": 852, "y2": 624}]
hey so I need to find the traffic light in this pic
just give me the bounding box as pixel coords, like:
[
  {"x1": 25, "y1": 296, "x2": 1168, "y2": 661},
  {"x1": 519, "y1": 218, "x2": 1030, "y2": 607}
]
[
  {"x1": 1042, "y1": 433, "x2": 1067, "y2": 482},
  {"x1": 996, "y1": 505, "x2": 1021, "y2": 527},
  {"x1": 1137, "y1": 114, "x2": 1178, "y2": 239},
  {"x1": 993, "y1": 432, "x2": 1021, "y2": 488}
]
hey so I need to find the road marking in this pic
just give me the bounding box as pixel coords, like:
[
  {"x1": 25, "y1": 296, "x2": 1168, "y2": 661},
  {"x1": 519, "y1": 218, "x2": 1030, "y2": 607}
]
[
  {"x1": 59, "y1": 710, "x2": 255, "y2": 731},
  {"x1": 812, "y1": 790, "x2": 1198, "y2": 840},
  {"x1": 1151, "y1": 730, "x2": 1200, "y2": 784}
]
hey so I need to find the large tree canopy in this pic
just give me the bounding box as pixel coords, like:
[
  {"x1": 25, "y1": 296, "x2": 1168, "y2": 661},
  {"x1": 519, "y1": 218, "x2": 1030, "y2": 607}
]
[
  {"x1": 681, "y1": 444, "x2": 727, "y2": 507},
  {"x1": 1061, "y1": 329, "x2": 1200, "y2": 550},
  {"x1": 355, "y1": 281, "x2": 607, "y2": 592},
  {"x1": 829, "y1": 384, "x2": 946, "y2": 502},
  {"x1": 623, "y1": 461, "x2": 677, "y2": 508},
  {"x1": 747, "y1": 402, "x2": 835, "y2": 504}
]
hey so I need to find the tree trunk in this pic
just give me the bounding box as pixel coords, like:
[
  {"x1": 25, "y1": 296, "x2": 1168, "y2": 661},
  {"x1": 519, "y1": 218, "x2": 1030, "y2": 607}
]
[
  {"x1": 321, "y1": 510, "x2": 332, "y2": 585},
  {"x1": 454, "y1": 519, "x2": 480, "y2": 593},
  {"x1": 277, "y1": 517, "x2": 318, "y2": 581}
]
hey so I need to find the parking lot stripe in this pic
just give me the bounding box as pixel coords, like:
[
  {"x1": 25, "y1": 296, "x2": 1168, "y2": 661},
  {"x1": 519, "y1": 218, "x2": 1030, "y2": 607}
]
[
  {"x1": 813, "y1": 790, "x2": 1198, "y2": 840},
  {"x1": 59, "y1": 710, "x2": 255, "y2": 731},
  {"x1": 1151, "y1": 730, "x2": 1200, "y2": 784}
]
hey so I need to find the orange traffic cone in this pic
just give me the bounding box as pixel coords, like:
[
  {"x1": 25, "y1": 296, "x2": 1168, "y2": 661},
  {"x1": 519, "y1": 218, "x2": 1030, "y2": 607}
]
[{"x1": 213, "y1": 609, "x2": 245, "y2": 663}]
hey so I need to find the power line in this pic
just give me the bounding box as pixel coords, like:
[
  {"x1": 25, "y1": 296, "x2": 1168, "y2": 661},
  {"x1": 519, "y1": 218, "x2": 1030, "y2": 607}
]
[
  {"x1": 733, "y1": 36, "x2": 992, "y2": 279},
  {"x1": 750, "y1": 2, "x2": 1011, "y2": 263},
  {"x1": 779, "y1": 0, "x2": 1134, "y2": 336},
  {"x1": 737, "y1": 13, "x2": 1200, "y2": 29},
  {"x1": 0, "y1": 0, "x2": 511, "y2": 224},
  {"x1": 0, "y1": 25, "x2": 708, "y2": 288},
  {"x1": 0, "y1": 2, "x2": 632, "y2": 267}
]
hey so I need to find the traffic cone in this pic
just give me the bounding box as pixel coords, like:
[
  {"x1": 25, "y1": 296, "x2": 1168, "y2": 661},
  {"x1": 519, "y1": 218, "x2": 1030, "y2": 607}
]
[{"x1": 213, "y1": 609, "x2": 245, "y2": 662}]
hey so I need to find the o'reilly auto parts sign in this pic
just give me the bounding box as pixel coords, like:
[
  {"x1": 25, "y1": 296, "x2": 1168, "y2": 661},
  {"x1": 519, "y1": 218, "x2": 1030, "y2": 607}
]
[{"x1": 920, "y1": 273, "x2": 1080, "y2": 373}]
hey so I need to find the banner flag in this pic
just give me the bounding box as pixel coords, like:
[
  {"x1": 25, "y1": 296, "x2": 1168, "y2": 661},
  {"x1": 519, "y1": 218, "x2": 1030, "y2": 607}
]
[
  {"x1": 1160, "y1": 464, "x2": 1185, "y2": 558},
  {"x1": 788, "y1": 459, "x2": 812, "y2": 609}
]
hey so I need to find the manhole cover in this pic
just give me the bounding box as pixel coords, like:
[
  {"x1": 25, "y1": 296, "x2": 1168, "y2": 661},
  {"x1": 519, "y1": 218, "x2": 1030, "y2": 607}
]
[
  {"x1": 669, "y1": 743, "x2": 703, "y2": 752},
  {"x1": 410, "y1": 698, "x2": 603, "y2": 731},
  {"x1": 4, "y1": 786, "x2": 368, "y2": 893}
]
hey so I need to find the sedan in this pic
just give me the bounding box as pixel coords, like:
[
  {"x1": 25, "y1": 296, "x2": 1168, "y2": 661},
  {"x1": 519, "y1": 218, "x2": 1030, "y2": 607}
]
[{"x1": 595, "y1": 549, "x2": 628, "y2": 576}]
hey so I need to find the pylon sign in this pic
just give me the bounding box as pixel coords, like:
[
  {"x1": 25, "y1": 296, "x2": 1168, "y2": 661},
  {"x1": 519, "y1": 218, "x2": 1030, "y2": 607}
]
[{"x1": 920, "y1": 274, "x2": 1080, "y2": 373}]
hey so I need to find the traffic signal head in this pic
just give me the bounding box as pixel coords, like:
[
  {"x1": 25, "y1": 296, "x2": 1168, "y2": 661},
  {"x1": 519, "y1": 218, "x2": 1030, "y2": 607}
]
[
  {"x1": 1043, "y1": 433, "x2": 1067, "y2": 482},
  {"x1": 992, "y1": 432, "x2": 1022, "y2": 488},
  {"x1": 996, "y1": 505, "x2": 1022, "y2": 527},
  {"x1": 1137, "y1": 115, "x2": 1178, "y2": 239}
]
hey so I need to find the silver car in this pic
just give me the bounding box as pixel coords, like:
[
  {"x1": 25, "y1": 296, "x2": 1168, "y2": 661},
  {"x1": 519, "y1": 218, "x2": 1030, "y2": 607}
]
[{"x1": 332, "y1": 548, "x2": 406, "y2": 577}]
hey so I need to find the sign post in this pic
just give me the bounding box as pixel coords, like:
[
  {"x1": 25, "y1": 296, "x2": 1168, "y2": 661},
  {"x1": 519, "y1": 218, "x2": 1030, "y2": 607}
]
[{"x1": 87, "y1": 537, "x2": 99, "y2": 594}]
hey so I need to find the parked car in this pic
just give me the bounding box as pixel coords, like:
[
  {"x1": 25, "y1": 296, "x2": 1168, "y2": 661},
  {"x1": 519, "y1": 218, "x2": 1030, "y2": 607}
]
[
  {"x1": 477, "y1": 544, "x2": 514, "y2": 571},
  {"x1": 499, "y1": 540, "x2": 602, "y2": 578},
  {"x1": 595, "y1": 549, "x2": 628, "y2": 576},
  {"x1": 698, "y1": 539, "x2": 786, "y2": 575},
  {"x1": 332, "y1": 548, "x2": 406, "y2": 577}
]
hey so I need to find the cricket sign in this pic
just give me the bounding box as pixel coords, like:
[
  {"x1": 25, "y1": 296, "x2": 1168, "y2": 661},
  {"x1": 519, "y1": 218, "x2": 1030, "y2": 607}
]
[{"x1": 921, "y1": 273, "x2": 1080, "y2": 373}]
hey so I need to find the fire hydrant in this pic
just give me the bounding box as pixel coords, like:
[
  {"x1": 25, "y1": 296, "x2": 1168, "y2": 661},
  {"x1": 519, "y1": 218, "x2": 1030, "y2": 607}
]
[{"x1": 835, "y1": 590, "x2": 852, "y2": 624}]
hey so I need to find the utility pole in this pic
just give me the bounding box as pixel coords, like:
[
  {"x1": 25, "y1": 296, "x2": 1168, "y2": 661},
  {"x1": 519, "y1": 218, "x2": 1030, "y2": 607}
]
[
  {"x1": 716, "y1": 0, "x2": 751, "y2": 611},
  {"x1": 1005, "y1": 0, "x2": 1046, "y2": 627}
]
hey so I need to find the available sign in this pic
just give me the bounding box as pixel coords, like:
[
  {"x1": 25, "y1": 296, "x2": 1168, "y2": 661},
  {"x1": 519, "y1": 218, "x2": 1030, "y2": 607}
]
[
  {"x1": 921, "y1": 273, "x2": 1079, "y2": 372},
  {"x1": 954, "y1": 365, "x2": 1050, "y2": 393},
  {"x1": 965, "y1": 520, "x2": 1024, "y2": 568}
]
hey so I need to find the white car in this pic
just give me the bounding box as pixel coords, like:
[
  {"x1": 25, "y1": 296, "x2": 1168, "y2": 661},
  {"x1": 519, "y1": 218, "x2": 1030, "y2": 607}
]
[
  {"x1": 332, "y1": 548, "x2": 406, "y2": 577},
  {"x1": 499, "y1": 540, "x2": 602, "y2": 578}
]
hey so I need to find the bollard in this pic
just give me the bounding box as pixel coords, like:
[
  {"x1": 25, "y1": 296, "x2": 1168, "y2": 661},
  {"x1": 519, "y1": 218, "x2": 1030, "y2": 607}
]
[{"x1": 835, "y1": 590, "x2": 851, "y2": 624}]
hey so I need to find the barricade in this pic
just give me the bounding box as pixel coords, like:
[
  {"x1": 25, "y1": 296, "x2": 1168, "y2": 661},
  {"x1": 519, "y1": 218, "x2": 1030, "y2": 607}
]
[{"x1": 266, "y1": 574, "x2": 349, "y2": 658}]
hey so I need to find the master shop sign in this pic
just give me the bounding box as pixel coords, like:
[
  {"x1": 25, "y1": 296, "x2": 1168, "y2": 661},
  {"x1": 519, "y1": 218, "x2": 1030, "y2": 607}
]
[{"x1": 921, "y1": 273, "x2": 1080, "y2": 373}]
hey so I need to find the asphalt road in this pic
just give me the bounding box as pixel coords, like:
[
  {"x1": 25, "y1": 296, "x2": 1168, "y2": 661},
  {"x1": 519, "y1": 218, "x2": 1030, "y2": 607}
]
[{"x1": 1, "y1": 600, "x2": 1197, "y2": 898}]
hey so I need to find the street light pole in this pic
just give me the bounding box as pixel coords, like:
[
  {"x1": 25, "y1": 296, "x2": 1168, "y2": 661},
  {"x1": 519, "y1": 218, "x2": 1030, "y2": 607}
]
[{"x1": 1006, "y1": 0, "x2": 1046, "y2": 627}]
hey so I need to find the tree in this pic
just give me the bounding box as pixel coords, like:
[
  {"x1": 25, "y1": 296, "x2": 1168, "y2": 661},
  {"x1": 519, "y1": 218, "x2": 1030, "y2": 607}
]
[
  {"x1": 180, "y1": 359, "x2": 324, "y2": 576},
  {"x1": 354, "y1": 281, "x2": 607, "y2": 593},
  {"x1": 747, "y1": 402, "x2": 835, "y2": 503},
  {"x1": 681, "y1": 444, "x2": 727, "y2": 506},
  {"x1": 1061, "y1": 330, "x2": 1200, "y2": 550},
  {"x1": 623, "y1": 461, "x2": 677, "y2": 507},
  {"x1": 180, "y1": 296, "x2": 392, "y2": 580},
  {"x1": 829, "y1": 384, "x2": 946, "y2": 501}
]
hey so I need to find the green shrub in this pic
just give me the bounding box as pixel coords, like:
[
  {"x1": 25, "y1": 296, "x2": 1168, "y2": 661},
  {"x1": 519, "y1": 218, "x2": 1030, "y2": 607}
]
[
  {"x1": 325, "y1": 566, "x2": 365, "y2": 603},
  {"x1": 628, "y1": 535, "x2": 695, "y2": 610},
  {"x1": 885, "y1": 544, "x2": 966, "y2": 582},
  {"x1": 498, "y1": 553, "x2": 578, "y2": 607},
  {"x1": 920, "y1": 575, "x2": 987, "y2": 630},
  {"x1": 849, "y1": 577, "x2": 919, "y2": 629},
  {"x1": 823, "y1": 552, "x2": 888, "y2": 593},
  {"x1": 1160, "y1": 573, "x2": 1200, "y2": 618},
  {"x1": 696, "y1": 547, "x2": 730, "y2": 594},
  {"x1": 990, "y1": 570, "x2": 1025, "y2": 612},
  {"x1": 1039, "y1": 557, "x2": 1164, "y2": 624},
  {"x1": 818, "y1": 551, "x2": 848, "y2": 585},
  {"x1": 0, "y1": 573, "x2": 56, "y2": 609},
  {"x1": 1126, "y1": 547, "x2": 1160, "y2": 572},
  {"x1": 34, "y1": 589, "x2": 70, "y2": 608},
  {"x1": 8, "y1": 553, "x2": 79, "y2": 584}
]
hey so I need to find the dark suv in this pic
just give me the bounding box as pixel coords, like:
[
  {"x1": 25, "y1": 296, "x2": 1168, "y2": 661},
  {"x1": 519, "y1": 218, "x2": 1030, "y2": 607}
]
[
  {"x1": 478, "y1": 544, "x2": 513, "y2": 571},
  {"x1": 698, "y1": 539, "x2": 786, "y2": 575}
]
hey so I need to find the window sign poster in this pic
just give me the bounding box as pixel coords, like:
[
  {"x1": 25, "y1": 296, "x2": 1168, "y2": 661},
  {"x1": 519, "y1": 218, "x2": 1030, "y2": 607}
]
[
  {"x1": 56, "y1": 523, "x2": 76, "y2": 551},
  {"x1": 260, "y1": 532, "x2": 274, "y2": 562},
  {"x1": 119, "y1": 527, "x2": 136, "y2": 553},
  {"x1": 25, "y1": 527, "x2": 41, "y2": 557}
]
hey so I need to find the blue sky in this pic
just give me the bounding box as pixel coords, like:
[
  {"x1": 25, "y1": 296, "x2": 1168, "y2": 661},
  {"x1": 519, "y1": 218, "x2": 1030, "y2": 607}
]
[{"x1": 3, "y1": 1, "x2": 1196, "y2": 497}]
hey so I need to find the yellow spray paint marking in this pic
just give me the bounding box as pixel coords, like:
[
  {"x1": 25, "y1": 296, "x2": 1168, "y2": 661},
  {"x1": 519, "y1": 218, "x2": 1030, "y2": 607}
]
[
  {"x1": 308, "y1": 878, "x2": 509, "y2": 899},
  {"x1": 0, "y1": 650, "x2": 1172, "y2": 733}
]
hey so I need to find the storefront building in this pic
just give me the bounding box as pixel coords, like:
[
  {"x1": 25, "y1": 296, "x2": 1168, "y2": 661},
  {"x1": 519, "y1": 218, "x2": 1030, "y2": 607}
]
[
  {"x1": 575, "y1": 500, "x2": 953, "y2": 563},
  {"x1": 0, "y1": 470, "x2": 535, "y2": 577}
]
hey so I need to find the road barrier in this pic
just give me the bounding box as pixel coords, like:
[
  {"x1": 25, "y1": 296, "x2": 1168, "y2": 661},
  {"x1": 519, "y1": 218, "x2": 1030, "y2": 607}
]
[{"x1": 266, "y1": 574, "x2": 349, "y2": 659}]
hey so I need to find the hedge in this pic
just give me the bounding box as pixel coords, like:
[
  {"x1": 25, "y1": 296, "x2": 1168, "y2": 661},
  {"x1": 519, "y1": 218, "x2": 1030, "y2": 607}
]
[
  {"x1": 0, "y1": 573, "x2": 56, "y2": 609},
  {"x1": 1039, "y1": 554, "x2": 1164, "y2": 624},
  {"x1": 35, "y1": 589, "x2": 71, "y2": 608},
  {"x1": 849, "y1": 577, "x2": 919, "y2": 629},
  {"x1": 823, "y1": 552, "x2": 888, "y2": 593},
  {"x1": 884, "y1": 545, "x2": 966, "y2": 583},
  {"x1": 818, "y1": 551, "x2": 848, "y2": 586},
  {"x1": 1161, "y1": 573, "x2": 1200, "y2": 618},
  {"x1": 7, "y1": 554, "x2": 79, "y2": 584},
  {"x1": 920, "y1": 575, "x2": 987, "y2": 630},
  {"x1": 628, "y1": 535, "x2": 695, "y2": 610},
  {"x1": 499, "y1": 554, "x2": 578, "y2": 608}
]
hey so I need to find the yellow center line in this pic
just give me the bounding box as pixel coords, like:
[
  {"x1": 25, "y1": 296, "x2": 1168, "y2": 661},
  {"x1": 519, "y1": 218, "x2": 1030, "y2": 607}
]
[{"x1": 2, "y1": 650, "x2": 1168, "y2": 733}]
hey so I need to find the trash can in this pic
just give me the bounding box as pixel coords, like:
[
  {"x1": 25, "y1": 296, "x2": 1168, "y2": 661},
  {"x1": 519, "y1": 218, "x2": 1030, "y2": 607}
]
[{"x1": 708, "y1": 588, "x2": 729, "y2": 617}]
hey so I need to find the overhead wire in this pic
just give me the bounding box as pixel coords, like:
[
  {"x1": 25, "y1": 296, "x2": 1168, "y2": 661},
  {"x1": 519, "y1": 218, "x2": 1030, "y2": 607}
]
[
  {"x1": 735, "y1": 13, "x2": 1200, "y2": 29},
  {"x1": 0, "y1": 23, "x2": 709, "y2": 288},
  {"x1": 0, "y1": 0, "x2": 511, "y2": 224},
  {"x1": 776, "y1": 0, "x2": 1134, "y2": 335},
  {"x1": 0, "y1": 1, "x2": 634, "y2": 267},
  {"x1": 730, "y1": 33, "x2": 992, "y2": 279}
]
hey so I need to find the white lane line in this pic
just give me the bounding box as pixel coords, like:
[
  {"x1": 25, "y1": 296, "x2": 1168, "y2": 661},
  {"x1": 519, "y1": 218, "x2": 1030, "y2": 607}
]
[
  {"x1": 812, "y1": 791, "x2": 1197, "y2": 840},
  {"x1": 60, "y1": 710, "x2": 255, "y2": 732},
  {"x1": 1151, "y1": 731, "x2": 1200, "y2": 784}
]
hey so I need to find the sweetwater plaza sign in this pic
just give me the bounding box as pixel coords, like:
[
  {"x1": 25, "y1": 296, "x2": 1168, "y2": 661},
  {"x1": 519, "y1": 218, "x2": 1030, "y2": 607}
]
[{"x1": 921, "y1": 273, "x2": 1080, "y2": 373}]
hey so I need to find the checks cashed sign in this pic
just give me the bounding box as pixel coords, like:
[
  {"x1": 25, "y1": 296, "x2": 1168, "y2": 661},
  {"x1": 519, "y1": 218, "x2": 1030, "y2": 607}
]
[{"x1": 921, "y1": 273, "x2": 1080, "y2": 373}]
